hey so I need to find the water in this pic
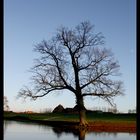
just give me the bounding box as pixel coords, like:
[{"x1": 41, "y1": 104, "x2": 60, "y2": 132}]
[{"x1": 4, "y1": 120, "x2": 136, "y2": 140}]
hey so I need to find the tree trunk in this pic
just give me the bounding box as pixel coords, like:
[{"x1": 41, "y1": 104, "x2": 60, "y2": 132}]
[
  {"x1": 76, "y1": 95, "x2": 88, "y2": 127},
  {"x1": 79, "y1": 109, "x2": 88, "y2": 126}
]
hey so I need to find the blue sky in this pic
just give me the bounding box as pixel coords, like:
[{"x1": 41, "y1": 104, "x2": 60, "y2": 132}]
[{"x1": 4, "y1": 0, "x2": 136, "y2": 113}]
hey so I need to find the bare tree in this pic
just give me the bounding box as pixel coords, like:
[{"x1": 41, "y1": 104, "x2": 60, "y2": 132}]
[
  {"x1": 4, "y1": 96, "x2": 10, "y2": 111},
  {"x1": 18, "y1": 21, "x2": 124, "y2": 127}
]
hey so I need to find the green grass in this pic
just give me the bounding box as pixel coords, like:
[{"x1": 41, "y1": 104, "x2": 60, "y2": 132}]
[
  {"x1": 4, "y1": 111, "x2": 136, "y2": 123},
  {"x1": 86, "y1": 112, "x2": 136, "y2": 121}
]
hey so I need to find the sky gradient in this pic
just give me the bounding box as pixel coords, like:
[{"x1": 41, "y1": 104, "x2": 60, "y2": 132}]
[{"x1": 4, "y1": 0, "x2": 136, "y2": 113}]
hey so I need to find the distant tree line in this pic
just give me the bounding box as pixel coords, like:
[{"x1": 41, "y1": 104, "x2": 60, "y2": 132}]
[
  {"x1": 4, "y1": 96, "x2": 10, "y2": 111},
  {"x1": 86, "y1": 106, "x2": 118, "y2": 113},
  {"x1": 128, "y1": 108, "x2": 136, "y2": 114}
]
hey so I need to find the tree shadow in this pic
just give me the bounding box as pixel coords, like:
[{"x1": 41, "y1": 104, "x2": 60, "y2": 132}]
[{"x1": 52, "y1": 127, "x2": 87, "y2": 140}]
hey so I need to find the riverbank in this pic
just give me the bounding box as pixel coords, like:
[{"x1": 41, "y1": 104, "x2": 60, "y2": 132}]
[{"x1": 4, "y1": 111, "x2": 136, "y2": 133}]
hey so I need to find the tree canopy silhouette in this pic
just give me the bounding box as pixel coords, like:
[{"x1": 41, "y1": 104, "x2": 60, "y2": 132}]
[{"x1": 18, "y1": 21, "x2": 124, "y2": 127}]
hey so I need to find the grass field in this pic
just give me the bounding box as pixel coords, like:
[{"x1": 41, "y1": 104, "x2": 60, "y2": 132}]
[
  {"x1": 4, "y1": 111, "x2": 136, "y2": 132},
  {"x1": 4, "y1": 111, "x2": 136, "y2": 122}
]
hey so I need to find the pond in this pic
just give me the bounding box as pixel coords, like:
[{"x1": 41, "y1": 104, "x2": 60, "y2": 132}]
[{"x1": 4, "y1": 120, "x2": 136, "y2": 140}]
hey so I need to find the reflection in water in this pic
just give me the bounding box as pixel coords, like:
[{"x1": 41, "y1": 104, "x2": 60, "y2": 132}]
[
  {"x1": 78, "y1": 129, "x2": 86, "y2": 140},
  {"x1": 51, "y1": 127, "x2": 124, "y2": 140},
  {"x1": 4, "y1": 120, "x2": 13, "y2": 133},
  {"x1": 52, "y1": 127, "x2": 80, "y2": 139},
  {"x1": 39, "y1": 124, "x2": 135, "y2": 140},
  {"x1": 4, "y1": 120, "x2": 136, "y2": 140}
]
